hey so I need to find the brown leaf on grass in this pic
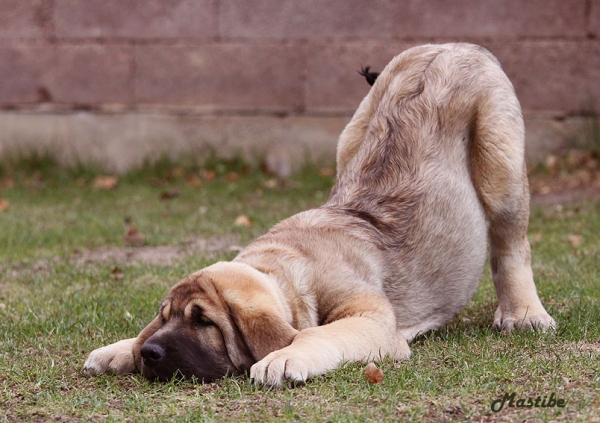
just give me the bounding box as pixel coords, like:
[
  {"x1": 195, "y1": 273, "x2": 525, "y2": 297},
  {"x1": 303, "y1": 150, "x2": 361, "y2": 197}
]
[
  {"x1": 148, "y1": 177, "x2": 165, "y2": 187},
  {"x1": 185, "y1": 175, "x2": 203, "y2": 188},
  {"x1": 0, "y1": 198, "x2": 9, "y2": 211},
  {"x1": 201, "y1": 170, "x2": 216, "y2": 182},
  {"x1": 0, "y1": 178, "x2": 14, "y2": 189},
  {"x1": 172, "y1": 167, "x2": 185, "y2": 177},
  {"x1": 319, "y1": 168, "x2": 335, "y2": 177},
  {"x1": 263, "y1": 179, "x2": 278, "y2": 189},
  {"x1": 160, "y1": 188, "x2": 180, "y2": 200},
  {"x1": 234, "y1": 215, "x2": 251, "y2": 227},
  {"x1": 364, "y1": 363, "x2": 384, "y2": 384},
  {"x1": 568, "y1": 234, "x2": 583, "y2": 247},
  {"x1": 26, "y1": 171, "x2": 44, "y2": 189},
  {"x1": 93, "y1": 176, "x2": 118, "y2": 190},
  {"x1": 444, "y1": 405, "x2": 463, "y2": 416},
  {"x1": 124, "y1": 225, "x2": 145, "y2": 247},
  {"x1": 226, "y1": 172, "x2": 239, "y2": 182},
  {"x1": 545, "y1": 155, "x2": 559, "y2": 176},
  {"x1": 530, "y1": 233, "x2": 543, "y2": 245},
  {"x1": 110, "y1": 267, "x2": 124, "y2": 280},
  {"x1": 566, "y1": 149, "x2": 594, "y2": 169}
]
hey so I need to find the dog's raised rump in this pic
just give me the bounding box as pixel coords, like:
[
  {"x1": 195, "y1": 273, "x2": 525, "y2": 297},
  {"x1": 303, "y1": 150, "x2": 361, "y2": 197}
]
[{"x1": 84, "y1": 43, "x2": 555, "y2": 387}]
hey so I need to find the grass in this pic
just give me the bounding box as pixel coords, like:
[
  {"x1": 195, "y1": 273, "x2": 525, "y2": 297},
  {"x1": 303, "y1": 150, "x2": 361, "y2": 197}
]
[{"x1": 0, "y1": 158, "x2": 599, "y2": 422}]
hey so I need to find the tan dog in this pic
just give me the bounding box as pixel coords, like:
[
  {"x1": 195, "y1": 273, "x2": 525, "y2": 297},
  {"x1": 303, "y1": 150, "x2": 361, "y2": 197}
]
[{"x1": 83, "y1": 43, "x2": 555, "y2": 387}]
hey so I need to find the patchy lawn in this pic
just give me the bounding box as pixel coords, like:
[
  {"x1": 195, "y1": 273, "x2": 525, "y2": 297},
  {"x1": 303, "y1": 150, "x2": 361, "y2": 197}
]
[{"x1": 0, "y1": 158, "x2": 599, "y2": 422}]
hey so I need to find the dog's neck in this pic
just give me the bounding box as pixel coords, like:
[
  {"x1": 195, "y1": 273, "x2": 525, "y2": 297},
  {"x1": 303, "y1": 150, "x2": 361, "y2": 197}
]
[{"x1": 233, "y1": 248, "x2": 319, "y2": 331}]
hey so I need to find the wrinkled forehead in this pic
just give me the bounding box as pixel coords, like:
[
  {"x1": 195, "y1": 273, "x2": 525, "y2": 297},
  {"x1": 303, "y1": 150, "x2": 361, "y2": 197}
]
[{"x1": 159, "y1": 273, "x2": 219, "y2": 320}]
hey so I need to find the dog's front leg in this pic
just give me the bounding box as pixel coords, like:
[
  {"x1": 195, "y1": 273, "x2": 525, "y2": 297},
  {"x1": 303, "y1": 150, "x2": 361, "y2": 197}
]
[
  {"x1": 250, "y1": 313, "x2": 410, "y2": 387},
  {"x1": 83, "y1": 338, "x2": 138, "y2": 376}
]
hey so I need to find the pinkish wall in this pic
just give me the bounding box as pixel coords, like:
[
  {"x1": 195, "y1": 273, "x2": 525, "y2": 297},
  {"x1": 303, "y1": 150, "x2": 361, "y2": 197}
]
[{"x1": 0, "y1": 0, "x2": 598, "y2": 174}]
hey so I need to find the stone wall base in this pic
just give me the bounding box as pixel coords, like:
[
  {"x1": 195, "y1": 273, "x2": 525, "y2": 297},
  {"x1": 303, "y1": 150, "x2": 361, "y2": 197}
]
[{"x1": 0, "y1": 111, "x2": 594, "y2": 176}]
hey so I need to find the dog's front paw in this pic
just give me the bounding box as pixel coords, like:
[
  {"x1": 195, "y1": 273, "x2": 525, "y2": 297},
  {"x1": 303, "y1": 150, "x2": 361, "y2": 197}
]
[
  {"x1": 493, "y1": 307, "x2": 556, "y2": 332},
  {"x1": 83, "y1": 338, "x2": 137, "y2": 376},
  {"x1": 250, "y1": 350, "x2": 318, "y2": 388}
]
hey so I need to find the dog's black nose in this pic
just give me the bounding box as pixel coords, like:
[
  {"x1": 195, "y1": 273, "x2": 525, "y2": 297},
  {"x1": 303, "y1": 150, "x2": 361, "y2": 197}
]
[{"x1": 141, "y1": 343, "x2": 165, "y2": 367}]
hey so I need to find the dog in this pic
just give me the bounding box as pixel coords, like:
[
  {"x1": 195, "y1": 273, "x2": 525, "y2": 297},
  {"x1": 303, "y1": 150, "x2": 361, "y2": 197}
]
[{"x1": 83, "y1": 43, "x2": 555, "y2": 387}]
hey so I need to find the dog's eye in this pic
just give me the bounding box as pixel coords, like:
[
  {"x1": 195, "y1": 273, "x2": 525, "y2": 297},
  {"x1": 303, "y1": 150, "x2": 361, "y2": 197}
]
[{"x1": 191, "y1": 305, "x2": 214, "y2": 328}]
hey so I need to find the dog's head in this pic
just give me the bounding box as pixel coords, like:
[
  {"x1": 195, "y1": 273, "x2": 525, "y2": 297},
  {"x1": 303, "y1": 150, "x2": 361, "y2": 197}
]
[{"x1": 132, "y1": 262, "x2": 298, "y2": 382}]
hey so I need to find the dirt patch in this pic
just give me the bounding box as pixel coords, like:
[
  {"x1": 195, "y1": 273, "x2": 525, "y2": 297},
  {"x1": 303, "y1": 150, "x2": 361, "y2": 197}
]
[
  {"x1": 72, "y1": 235, "x2": 242, "y2": 266},
  {"x1": 2, "y1": 235, "x2": 242, "y2": 279},
  {"x1": 0, "y1": 258, "x2": 59, "y2": 279},
  {"x1": 531, "y1": 186, "x2": 600, "y2": 206},
  {"x1": 529, "y1": 149, "x2": 600, "y2": 206},
  {"x1": 579, "y1": 342, "x2": 600, "y2": 354}
]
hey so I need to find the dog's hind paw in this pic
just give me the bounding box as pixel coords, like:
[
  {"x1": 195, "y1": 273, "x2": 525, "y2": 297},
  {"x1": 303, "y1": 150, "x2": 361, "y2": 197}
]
[{"x1": 83, "y1": 338, "x2": 137, "y2": 376}]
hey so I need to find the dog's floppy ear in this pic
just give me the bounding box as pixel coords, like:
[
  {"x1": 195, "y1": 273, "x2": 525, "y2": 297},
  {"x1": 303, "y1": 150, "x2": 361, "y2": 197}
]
[
  {"x1": 132, "y1": 315, "x2": 162, "y2": 370},
  {"x1": 205, "y1": 262, "x2": 299, "y2": 362}
]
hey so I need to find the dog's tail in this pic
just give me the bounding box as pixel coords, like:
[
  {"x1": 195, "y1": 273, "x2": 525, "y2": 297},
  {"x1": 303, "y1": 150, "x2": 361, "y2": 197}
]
[{"x1": 358, "y1": 66, "x2": 380, "y2": 86}]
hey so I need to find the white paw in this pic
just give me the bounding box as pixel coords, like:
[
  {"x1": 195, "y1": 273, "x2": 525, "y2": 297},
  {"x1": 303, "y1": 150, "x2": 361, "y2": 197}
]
[
  {"x1": 83, "y1": 339, "x2": 137, "y2": 376},
  {"x1": 493, "y1": 307, "x2": 556, "y2": 332},
  {"x1": 250, "y1": 350, "x2": 319, "y2": 387}
]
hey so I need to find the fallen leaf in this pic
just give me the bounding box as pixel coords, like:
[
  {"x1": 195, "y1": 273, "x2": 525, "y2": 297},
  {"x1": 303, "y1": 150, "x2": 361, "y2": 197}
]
[
  {"x1": 263, "y1": 179, "x2": 278, "y2": 189},
  {"x1": 444, "y1": 405, "x2": 463, "y2": 415},
  {"x1": 566, "y1": 149, "x2": 592, "y2": 169},
  {"x1": 364, "y1": 363, "x2": 384, "y2": 384},
  {"x1": 93, "y1": 176, "x2": 118, "y2": 190},
  {"x1": 124, "y1": 225, "x2": 145, "y2": 246},
  {"x1": 575, "y1": 169, "x2": 593, "y2": 185},
  {"x1": 530, "y1": 233, "x2": 543, "y2": 245},
  {"x1": 110, "y1": 267, "x2": 124, "y2": 280},
  {"x1": 148, "y1": 177, "x2": 165, "y2": 187},
  {"x1": 26, "y1": 172, "x2": 44, "y2": 189},
  {"x1": 185, "y1": 175, "x2": 203, "y2": 188},
  {"x1": 0, "y1": 178, "x2": 14, "y2": 189},
  {"x1": 234, "y1": 215, "x2": 251, "y2": 227},
  {"x1": 160, "y1": 188, "x2": 180, "y2": 200},
  {"x1": 545, "y1": 155, "x2": 559, "y2": 176},
  {"x1": 0, "y1": 198, "x2": 9, "y2": 211},
  {"x1": 568, "y1": 234, "x2": 583, "y2": 247},
  {"x1": 202, "y1": 170, "x2": 216, "y2": 182},
  {"x1": 319, "y1": 168, "x2": 335, "y2": 177},
  {"x1": 226, "y1": 172, "x2": 239, "y2": 182},
  {"x1": 538, "y1": 186, "x2": 552, "y2": 195}
]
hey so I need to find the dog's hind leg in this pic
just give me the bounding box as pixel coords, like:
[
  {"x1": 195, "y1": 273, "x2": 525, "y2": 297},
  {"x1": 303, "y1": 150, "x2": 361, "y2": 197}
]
[{"x1": 470, "y1": 76, "x2": 556, "y2": 332}]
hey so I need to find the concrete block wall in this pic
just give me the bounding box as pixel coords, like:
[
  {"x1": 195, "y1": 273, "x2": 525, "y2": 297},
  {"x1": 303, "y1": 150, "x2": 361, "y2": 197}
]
[{"x1": 0, "y1": 0, "x2": 598, "y2": 174}]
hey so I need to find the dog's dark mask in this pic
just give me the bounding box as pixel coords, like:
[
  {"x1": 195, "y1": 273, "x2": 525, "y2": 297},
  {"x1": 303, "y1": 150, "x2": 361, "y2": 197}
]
[
  {"x1": 139, "y1": 305, "x2": 239, "y2": 382},
  {"x1": 131, "y1": 264, "x2": 299, "y2": 383}
]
